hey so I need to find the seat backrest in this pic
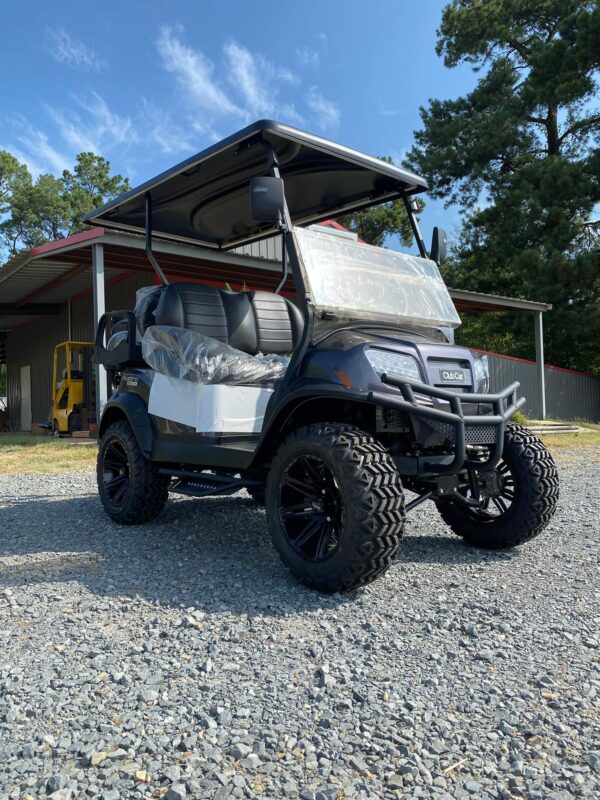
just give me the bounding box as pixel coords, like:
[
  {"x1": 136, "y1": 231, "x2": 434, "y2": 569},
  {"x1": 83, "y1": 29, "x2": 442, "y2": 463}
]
[
  {"x1": 153, "y1": 282, "x2": 303, "y2": 355},
  {"x1": 247, "y1": 291, "x2": 303, "y2": 354}
]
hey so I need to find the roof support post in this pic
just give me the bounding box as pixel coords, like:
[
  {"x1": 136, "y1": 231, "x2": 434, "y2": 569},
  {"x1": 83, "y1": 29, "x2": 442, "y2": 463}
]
[
  {"x1": 534, "y1": 310, "x2": 546, "y2": 420},
  {"x1": 92, "y1": 243, "x2": 108, "y2": 414}
]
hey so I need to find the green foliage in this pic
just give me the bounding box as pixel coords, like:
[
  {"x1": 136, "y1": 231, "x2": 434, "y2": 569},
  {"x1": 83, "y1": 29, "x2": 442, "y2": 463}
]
[
  {"x1": 512, "y1": 410, "x2": 528, "y2": 426},
  {"x1": 407, "y1": 0, "x2": 600, "y2": 375},
  {"x1": 338, "y1": 157, "x2": 420, "y2": 247},
  {"x1": 0, "y1": 152, "x2": 129, "y2": 259}
]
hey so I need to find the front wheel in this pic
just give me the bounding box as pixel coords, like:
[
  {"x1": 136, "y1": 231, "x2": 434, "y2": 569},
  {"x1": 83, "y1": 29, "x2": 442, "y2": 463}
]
[
  {"x1": 97, "y1": 420, "x2": 170, "y2": 525},
  {"x1": 436, "y1": 423, "x2": 559, "y2": 549},
  {"x1": 266, "y1": 423, "x2": 405, "y2": 593}
]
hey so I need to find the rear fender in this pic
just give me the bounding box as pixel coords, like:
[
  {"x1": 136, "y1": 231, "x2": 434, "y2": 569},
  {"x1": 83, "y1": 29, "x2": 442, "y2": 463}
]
[{"x1": 98, "y1": 391, "x2": 154, "y2": 457}]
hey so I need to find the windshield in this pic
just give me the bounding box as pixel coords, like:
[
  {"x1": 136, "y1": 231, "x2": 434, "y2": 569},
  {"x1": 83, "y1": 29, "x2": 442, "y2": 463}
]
[{"x1": 293, "y1": 226, "x2": 461, "y2": 329}]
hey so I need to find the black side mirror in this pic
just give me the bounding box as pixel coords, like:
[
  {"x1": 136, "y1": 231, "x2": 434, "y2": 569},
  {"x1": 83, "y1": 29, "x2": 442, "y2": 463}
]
[
  {"x1": 430, "y1": 226, "x2": 447, "y2": 265},
  {"x1": 249, "y1": 176, "x2": 285, "y2": 223}
]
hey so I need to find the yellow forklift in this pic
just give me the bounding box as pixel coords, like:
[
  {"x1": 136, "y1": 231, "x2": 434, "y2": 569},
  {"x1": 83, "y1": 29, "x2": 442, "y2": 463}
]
[{"x1": 50, "y1": 341, "x2": 96, "y2": 435}]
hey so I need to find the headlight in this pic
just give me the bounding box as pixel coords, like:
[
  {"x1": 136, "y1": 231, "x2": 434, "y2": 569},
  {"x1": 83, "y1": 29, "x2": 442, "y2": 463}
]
[
  {"x1": 472, "y1": 354, "x2": 490, "y2": 393},
  {"x1": 365, "y1": 349, "x2": 422, "y2": 382}
]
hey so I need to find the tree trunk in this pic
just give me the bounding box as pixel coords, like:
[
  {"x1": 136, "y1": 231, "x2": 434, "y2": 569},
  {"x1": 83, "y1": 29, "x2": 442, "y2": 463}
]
[{"x1": 546, "y1": 105, "x2": 560, "y2": 156}]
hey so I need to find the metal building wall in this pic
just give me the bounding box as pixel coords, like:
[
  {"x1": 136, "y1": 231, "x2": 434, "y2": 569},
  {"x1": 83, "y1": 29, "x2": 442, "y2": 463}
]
[
  {"x1": 7, "y1": 306, "x2": 70, "y2": 430},
  {"x1": 544, "y1": 365, "x2": 600, "y2": 422},
  {"x1": 236, "y1": 237, "x2": 282, "y2": 262},
  {"x1": 6, "y1": 272, "x2": 154, "y2": 430},
  {"x1": 486, "y1": 353, "x2": 600, "y2": 422}
]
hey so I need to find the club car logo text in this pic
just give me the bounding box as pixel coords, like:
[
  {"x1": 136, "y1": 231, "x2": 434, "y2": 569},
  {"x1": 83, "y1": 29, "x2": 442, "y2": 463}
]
[{"x1": 441, "y1": 369, "x2": 465, "y2": 382}]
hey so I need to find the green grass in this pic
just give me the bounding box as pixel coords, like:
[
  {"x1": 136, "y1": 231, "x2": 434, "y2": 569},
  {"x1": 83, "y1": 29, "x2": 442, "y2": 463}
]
[{"x1": 0, "y1": 434, "x2": 97, "y2": 474}]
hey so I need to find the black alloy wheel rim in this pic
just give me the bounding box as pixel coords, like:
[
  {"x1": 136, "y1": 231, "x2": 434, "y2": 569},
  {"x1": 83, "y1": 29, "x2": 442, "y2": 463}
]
[
  {"x1": 279, "y1": 455, "x2": 344, "y2": 562},
  {"x1": 102, "y1": 439, "x2": 131, "y2": 507},
  {"x1": 465, "y1": 460, "x2": 516, "y2": 520}
]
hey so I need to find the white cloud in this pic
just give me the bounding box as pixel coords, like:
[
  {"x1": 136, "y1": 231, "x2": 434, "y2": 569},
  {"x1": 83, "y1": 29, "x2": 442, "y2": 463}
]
[
  {"x1": 46, "y1": 93, "x2": 137, "y2": 154},
  {"x1": 224, "y1": 40, "x2": 273, "y2": 118},
  {"x1": 306, "y1": 86, "x2": 340, "y2": 130},
  {"x1": 46, "y1": 27, "x2": 106, "y2": 72},
  {"x1": 296, "y1": 46, "x2": 319, "y2": 68},
  {"x1": 157, "y1": 27, "x2": 304, "y2": 131},
  {"x1": 157, "y1": 26, "x2": 242, "y2": 117},
  {"x1": 0, "y1": 143, "x2": 45, "y2": 180},
  {"x1": 141, "y1": 101, "x2": 194, "y2": 155},
  {"x1": 279, "y1": 103, "x2": 306, "y2": 127},
  {"x1": 13, "y1": 120, "x2": 71, "y2": 174}
]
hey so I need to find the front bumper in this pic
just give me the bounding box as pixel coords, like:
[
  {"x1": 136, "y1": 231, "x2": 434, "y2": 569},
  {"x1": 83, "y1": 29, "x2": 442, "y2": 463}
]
[{"x1": 369, "y1": 373, "x2": 525, "y2": 476}]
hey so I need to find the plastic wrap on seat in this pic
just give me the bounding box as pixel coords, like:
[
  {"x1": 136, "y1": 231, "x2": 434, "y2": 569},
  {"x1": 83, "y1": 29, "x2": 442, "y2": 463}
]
[
  {"x1": 142, "y1": 325, "x2": 290, "y2": 385},
  {"x1": 135, "y1": 285, "x2": 163, "y2": 340}
]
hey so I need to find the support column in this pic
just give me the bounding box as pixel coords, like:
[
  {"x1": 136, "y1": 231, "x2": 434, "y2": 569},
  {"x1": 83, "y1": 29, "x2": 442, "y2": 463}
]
[
  {"x1": 92, "y1": 243, "x2": 108, "y2": 415},
  {"x1": 534, "y1": 311, "x2": 546, "y2": 420}
]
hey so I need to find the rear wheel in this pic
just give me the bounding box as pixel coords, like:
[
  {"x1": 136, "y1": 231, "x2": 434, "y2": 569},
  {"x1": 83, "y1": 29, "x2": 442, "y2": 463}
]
[
  {"x1": 436, "y1": 423, "x2": 559, "y2": 549},
  {"x1": 266, "y1": 423, "x2": 405, "y2": 592},
  {"x1": 97, "y1": 420, "x2": 170, "y2": 524}
]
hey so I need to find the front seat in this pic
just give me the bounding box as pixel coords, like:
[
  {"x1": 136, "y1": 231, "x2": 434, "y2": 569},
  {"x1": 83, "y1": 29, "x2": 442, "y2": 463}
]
[{"x1": 152, "y1": 282, "x2": 303, "y2": 355}]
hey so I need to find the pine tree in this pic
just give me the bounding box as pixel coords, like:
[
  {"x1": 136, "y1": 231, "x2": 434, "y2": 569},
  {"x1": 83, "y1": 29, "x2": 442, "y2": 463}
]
[{"x1": 406, "y1": 0, "x2": 600, "y2": 374}]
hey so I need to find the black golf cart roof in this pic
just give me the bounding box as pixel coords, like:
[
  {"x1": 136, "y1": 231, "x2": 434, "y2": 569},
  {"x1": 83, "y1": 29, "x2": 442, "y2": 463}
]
[{"x1": 84, "y1": 119, "x2": 428, "y2": 250}]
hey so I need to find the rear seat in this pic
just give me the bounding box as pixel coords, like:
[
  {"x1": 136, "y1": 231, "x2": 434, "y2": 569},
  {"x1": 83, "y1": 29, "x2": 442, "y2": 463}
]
[{"x1": 152, "y1": 282, "x2": 303, "y2": 355}]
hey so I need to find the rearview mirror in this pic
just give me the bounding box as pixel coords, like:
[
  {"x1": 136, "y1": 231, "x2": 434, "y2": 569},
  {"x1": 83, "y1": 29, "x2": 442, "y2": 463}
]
[
  {"x1": 430, "y1": 227, "x2": 447, "y2": 265},
  {"x1": 249, "y1": 176, "x2": 285, "y2": 223}
]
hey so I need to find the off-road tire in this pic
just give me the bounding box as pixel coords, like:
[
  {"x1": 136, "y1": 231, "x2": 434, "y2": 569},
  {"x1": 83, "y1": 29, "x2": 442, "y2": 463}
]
[
  {"x1": 97, "y1": 420, "x2": 170, "y2": 525},
  {"x1": 266, "y1": 423, "x2": 405, "y2": 592},
  {"x1": 436, "y1": 423, "x2": 559, "y2": 549}
]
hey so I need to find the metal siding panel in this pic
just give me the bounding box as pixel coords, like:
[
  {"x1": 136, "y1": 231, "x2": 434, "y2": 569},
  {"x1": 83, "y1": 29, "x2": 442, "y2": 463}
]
[
  {"x1": 487, "y1": 355, "x2": 541, "y2": 418},
  {"x1": 235, "y1": 236, "x2": 282, "y2": 262},
  {"x1": 544, "y1": 367, "x2": 600, "y2": 422},
  {"x1": 487, "y1": 354, "x2": 600, "y2": 422},
  {"x1": 5, "y1": 273, "x2": 155, "y2": 430},
  {"x1": 6, "y1": 307, "x2": 69, "y2": 429}
]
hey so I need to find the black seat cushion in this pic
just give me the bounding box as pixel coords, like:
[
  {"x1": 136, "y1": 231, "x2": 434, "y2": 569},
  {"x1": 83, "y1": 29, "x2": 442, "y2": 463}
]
[
  {"x1": 154, "y1": 282, "x2": 229, "y2": 342},
  {"x1": 152, "y1": 281, "x2": 304, "y2": 355},
  {"x1": 220, "y1": 290, "x2": 258, "y2": 353}
]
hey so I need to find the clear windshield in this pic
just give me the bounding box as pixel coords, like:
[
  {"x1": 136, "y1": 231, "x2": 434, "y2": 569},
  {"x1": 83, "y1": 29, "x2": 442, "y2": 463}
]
[{"x1": 293, "y1": 226, "x2": 461, "y2": 329}]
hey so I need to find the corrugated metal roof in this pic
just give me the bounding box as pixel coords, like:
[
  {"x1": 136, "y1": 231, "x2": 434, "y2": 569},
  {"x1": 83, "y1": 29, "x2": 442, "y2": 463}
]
[{"x1": 0, "y1": 228, "x2": 283, "y2": 331}]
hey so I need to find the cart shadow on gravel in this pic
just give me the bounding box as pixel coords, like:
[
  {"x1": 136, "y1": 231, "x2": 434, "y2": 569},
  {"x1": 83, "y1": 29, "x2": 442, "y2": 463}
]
[{"x1": 0, "y1": 491, "x2": 515, "y2": 614}]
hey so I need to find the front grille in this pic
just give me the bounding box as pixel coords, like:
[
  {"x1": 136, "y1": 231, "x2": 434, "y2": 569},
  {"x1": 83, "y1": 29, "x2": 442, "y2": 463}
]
[
  {"x1": 465, "y1": 424, "x2": 497, "y2": 445},
  {"x1": 428, "y1": 419, "x2": 497, "y2": 445}
]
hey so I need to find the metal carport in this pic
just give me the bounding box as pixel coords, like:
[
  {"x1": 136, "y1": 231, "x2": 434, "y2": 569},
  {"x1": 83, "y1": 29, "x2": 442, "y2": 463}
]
[{"x1": 0, "y1": 227, "x2": 553, "y2": 428}]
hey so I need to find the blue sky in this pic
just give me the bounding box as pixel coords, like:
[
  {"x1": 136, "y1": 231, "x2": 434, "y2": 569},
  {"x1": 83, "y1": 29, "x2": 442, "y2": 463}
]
[{"x1": 0, "y1": 0, "x2": 476, "y2": 247}]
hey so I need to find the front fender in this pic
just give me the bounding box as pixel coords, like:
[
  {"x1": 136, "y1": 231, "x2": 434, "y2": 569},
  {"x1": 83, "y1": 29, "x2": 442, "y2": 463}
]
[{"x1": 98, "y1": 391, "x2": 154, "y2": 457}]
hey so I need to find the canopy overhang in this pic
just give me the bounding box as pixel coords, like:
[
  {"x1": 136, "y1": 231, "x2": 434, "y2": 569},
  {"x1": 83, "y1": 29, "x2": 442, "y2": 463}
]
[{"x1": 84, "y1": 119, "x2": 428, "y2": 250}]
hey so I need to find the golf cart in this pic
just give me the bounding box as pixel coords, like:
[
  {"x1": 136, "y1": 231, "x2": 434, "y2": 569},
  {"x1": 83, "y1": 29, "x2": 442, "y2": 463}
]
[{"x1": 87, "y1": 120, "x2": 558, "y2": 593}]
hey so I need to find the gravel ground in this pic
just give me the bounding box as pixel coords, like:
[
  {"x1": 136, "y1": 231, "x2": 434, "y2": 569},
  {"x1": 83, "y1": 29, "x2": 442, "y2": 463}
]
[{"x1": 0, "y1": 448, "x2": 598, "y2": 800}]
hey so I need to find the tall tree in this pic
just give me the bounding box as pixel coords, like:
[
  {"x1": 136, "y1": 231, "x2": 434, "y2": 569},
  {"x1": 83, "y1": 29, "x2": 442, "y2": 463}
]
[
  {"x1": 406, "y1": 0, "x2": 600, "y2": 374},
  {"x1": 0, "y1": 152, "x2": 130, "y2": 259},
  {"x1": 62, "y1": 152, "x2": 130, "y2": 235},
  {"x1": 0, "y1": 151, "x2": 30, "y2": 218}
]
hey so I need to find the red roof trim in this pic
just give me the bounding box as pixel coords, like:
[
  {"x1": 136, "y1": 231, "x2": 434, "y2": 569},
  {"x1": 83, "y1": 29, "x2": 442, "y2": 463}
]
[
  {"x1": 470, "y1": 347, "x2": 597, "y2": 379},
  {"x1": 30, "y1": 227, "x2": 105, "y2": 256}
]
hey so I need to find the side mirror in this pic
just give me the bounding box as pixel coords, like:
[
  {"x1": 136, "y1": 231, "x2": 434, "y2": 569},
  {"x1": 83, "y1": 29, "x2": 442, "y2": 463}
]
[
  {"x1": 430, "y1": 227, "x2": 447, "y2": 265},
  {"x1": 249, "y1": 176, "x2": 285, "y2": 224}
]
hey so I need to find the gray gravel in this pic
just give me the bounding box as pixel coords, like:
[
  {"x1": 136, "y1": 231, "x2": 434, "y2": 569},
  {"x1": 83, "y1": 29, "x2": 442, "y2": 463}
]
[{"x1": 0, "y1": 449, "x2": 598, "y2": 800}]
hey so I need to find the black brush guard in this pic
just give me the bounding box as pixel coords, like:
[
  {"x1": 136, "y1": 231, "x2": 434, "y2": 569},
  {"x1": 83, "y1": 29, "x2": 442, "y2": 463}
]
[{"x1": 369, "y1": 374, "x2": 526, "y2": 476}]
